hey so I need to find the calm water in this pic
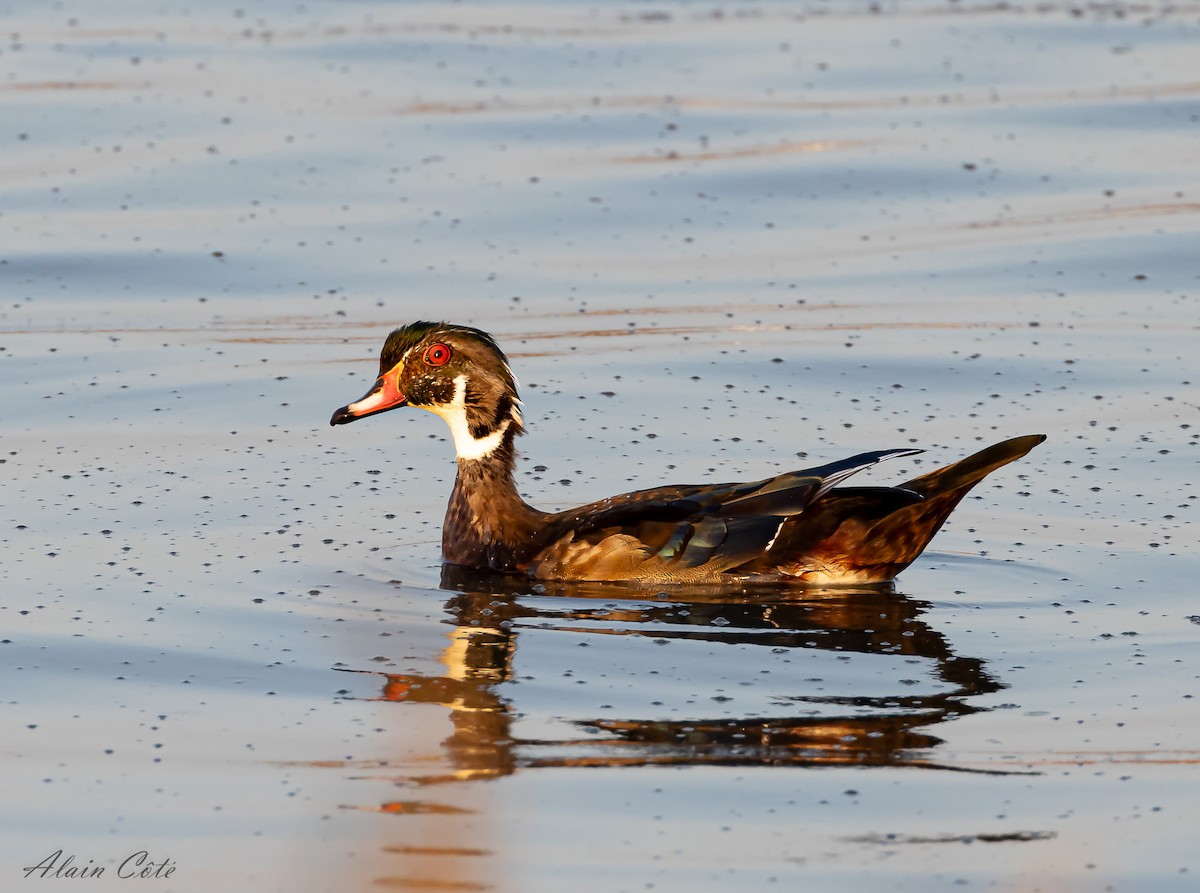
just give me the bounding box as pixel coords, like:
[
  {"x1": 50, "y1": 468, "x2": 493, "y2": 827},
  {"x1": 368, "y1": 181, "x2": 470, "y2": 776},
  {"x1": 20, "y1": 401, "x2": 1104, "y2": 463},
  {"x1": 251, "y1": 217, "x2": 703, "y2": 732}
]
[{"x1": 3, "y1": 2, "x2": 1198, "y2": 891}]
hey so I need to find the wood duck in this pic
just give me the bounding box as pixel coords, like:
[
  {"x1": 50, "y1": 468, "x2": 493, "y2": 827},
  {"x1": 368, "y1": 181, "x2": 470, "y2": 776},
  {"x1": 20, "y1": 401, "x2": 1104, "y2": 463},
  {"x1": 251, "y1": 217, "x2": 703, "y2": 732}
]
[{"x1": 330, "y1": 321, "x2": 1045, "y2": 584}]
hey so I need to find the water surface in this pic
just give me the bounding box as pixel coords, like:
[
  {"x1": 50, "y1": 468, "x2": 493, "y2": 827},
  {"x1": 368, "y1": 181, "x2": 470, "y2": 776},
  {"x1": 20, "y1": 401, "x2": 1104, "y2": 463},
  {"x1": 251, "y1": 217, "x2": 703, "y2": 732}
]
[{"x1": 3, "y1": 2, "x2": 1198, "y2": 891}]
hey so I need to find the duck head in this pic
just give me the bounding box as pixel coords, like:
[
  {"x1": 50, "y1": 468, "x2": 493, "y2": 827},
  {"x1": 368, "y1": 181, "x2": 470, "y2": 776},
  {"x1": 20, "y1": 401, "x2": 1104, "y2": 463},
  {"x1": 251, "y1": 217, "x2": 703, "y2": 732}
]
[{"x1": 330, "y1": 321, "x2": 524, "y2": 461}]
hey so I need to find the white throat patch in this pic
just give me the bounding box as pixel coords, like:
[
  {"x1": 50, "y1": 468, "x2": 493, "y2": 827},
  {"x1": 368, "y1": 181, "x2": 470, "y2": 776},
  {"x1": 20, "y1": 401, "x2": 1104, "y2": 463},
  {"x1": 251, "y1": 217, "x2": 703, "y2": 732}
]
[{"x1": 423, "y1": 374, "x2": 509, "y2": 462}]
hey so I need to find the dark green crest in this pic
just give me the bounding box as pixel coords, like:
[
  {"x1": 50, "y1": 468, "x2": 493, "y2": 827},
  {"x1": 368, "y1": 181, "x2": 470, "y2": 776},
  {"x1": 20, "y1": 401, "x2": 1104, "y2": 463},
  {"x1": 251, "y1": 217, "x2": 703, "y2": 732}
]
[
  {"x1": 378, "y1": 321, "x2": 517, "y2": 395},
  {"x1": 378, "y1": 321, "x2": 442, "y2": 374}
]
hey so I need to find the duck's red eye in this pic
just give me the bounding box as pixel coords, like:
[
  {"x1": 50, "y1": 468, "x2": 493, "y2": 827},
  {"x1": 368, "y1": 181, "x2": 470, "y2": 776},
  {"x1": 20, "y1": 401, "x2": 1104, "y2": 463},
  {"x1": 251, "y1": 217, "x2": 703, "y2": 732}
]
[{"x1": 423, "y1": 343, "x2": 452, "y2": 367}]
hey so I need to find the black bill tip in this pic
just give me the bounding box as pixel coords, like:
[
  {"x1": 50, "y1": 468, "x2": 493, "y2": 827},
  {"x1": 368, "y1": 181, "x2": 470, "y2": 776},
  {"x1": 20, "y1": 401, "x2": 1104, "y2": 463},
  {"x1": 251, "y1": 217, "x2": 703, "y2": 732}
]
[{"x1": 330, "y1": 405, "x2": 356, "y2": 426}]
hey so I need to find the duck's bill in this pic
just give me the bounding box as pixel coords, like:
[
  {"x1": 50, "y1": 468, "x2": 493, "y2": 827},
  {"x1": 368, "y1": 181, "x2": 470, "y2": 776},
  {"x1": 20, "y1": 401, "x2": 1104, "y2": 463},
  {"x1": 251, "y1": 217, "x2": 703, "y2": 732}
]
[{"x1": 330, "y1": 376, "x2": 407, "y2": 425}]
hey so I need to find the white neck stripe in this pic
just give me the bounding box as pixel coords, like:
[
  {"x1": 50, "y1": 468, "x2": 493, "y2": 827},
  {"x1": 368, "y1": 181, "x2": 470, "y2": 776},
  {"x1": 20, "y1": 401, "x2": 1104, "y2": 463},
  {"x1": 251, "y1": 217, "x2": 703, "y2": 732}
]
[{"x1": 423, "y1": 374, "x2": 509, "y2": 462}]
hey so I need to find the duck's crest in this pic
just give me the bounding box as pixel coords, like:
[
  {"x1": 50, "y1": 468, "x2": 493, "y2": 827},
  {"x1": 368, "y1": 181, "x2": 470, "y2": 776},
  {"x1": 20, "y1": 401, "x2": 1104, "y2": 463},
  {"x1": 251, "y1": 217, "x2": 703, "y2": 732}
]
[
  {"x1": 380, "y1": 322, "x2": 518, "y2": 396},
  {"x1": 378, "y1": 320, "x2": 443, "y2": 373}
]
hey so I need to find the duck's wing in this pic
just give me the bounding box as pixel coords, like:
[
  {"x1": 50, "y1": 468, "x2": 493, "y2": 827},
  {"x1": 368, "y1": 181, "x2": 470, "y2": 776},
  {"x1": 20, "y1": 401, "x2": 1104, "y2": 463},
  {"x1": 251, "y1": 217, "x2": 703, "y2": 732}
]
[
  {"x1": 528, "y1": 449, "x2": 920, "y2": 582},
  {"x1": 764, "y1": 434, "x2": 1046, "y2": 581}
]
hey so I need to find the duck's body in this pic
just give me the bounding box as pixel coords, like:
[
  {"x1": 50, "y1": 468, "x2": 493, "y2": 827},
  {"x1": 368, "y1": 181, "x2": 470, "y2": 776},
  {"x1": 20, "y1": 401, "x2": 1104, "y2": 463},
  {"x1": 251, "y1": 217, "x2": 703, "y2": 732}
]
[{"x1": 331, "y1": 321, "x2": 1044, "y2": 584}]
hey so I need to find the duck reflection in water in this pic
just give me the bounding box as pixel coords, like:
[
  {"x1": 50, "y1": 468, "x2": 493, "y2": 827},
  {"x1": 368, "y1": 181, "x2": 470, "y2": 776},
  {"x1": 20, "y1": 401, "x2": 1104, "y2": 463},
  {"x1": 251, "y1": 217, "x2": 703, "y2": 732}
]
[{"x1": 342, "y1": 566, "x2": 1022, "y2": 782}]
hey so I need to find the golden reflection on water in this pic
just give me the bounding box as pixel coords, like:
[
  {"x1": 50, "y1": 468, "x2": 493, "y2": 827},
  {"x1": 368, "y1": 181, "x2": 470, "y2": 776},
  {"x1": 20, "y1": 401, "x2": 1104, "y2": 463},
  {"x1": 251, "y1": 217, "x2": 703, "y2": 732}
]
[
  {"x1": 334, "y1": 571, "x2": 1031, "y2": 887},
  {"x1": 376, "y1": 570, "x2": 1012, "y2": 777},
  {"x1": 389, "y1": 78, "x2": 1200, "y2": 119},
  {"x1": 615, "y1": 139, "x2": 865, "y2": 164}
]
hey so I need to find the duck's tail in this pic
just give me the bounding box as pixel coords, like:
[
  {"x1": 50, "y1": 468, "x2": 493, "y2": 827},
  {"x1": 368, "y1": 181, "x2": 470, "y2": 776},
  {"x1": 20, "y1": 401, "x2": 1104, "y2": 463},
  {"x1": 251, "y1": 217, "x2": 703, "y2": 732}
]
[{"x1": 767, "y1": 434, "x2": 1046, "y2": 583}]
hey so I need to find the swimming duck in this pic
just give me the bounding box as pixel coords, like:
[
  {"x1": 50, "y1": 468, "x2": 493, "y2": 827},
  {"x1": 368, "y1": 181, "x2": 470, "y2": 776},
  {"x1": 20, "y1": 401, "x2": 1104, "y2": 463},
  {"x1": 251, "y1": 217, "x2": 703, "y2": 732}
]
[{"x1": 330, "y1": 321, "x2": 1044, "y2": 584}]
